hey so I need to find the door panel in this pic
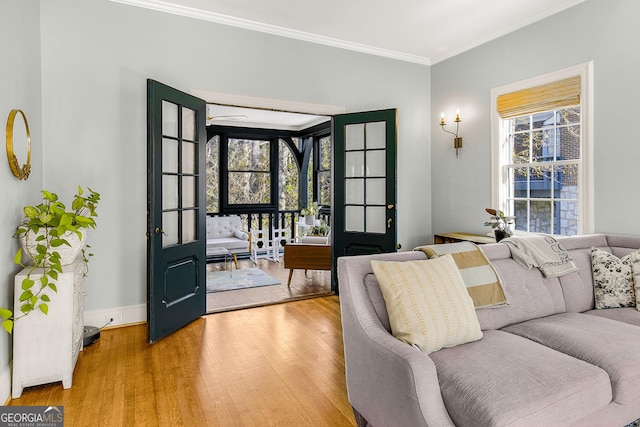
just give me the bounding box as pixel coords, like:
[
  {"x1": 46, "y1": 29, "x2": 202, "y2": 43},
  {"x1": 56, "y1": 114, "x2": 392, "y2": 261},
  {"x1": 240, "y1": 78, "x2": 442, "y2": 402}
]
[
  {"x1": 332, "y1": 109, "x2": 397, "y2": 291},
  {"x1": 147, "y1": 79, "x2": 206, "y2": 342}
]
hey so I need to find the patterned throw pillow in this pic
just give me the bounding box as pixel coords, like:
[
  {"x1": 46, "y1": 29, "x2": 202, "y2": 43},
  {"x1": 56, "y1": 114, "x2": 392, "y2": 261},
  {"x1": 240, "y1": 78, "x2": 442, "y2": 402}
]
[
  {"x1": 591, "y1": 248, "x2": 638, "y2": 309},
  {"x1": 631, "y1": 252, "x2": 640, "y2": 311},
  {"x1": 371, "y1": 255, "x2": 483, "y2": 354}
]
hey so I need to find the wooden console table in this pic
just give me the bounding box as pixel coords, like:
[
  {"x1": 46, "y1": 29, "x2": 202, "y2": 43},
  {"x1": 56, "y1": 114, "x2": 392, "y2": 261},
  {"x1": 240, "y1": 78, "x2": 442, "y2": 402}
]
[
  {"x1": 283, "y1": 243, "x2": 331, "y2": 286},
  {"x1": 434, "y1": 232, "x2": 496, "y2": 245}
]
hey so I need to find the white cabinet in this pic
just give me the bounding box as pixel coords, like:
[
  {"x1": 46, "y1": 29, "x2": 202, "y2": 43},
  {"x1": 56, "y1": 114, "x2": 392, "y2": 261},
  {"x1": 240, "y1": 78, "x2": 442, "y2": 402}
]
[{"x1": 12, "y1": 259, "x2": 85, "y2": 398}]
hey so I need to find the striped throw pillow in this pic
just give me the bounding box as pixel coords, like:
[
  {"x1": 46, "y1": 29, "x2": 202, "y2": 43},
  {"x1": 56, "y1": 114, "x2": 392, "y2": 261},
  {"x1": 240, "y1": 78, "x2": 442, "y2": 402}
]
[
  {"x1": 371, "y1": 255, "x2": 483, "y2": 354},
  {"x1": 415, "y1": 242, "x2": 507, "y2": 309}
]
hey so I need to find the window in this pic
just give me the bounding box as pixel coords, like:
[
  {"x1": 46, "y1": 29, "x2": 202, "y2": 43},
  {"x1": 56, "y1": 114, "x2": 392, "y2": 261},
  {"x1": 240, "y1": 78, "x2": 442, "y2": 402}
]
[
  {"x1": 318, "y1": 135, "x2": 332, "y2": 207},
  {"x1": 278, "y1": 138, "x2": 298, "y2": 210},
  {"x1": 227, "y1": 138, "x2": 271, "y2": 204},
  {"x1": 491, "y1": 63, "x2": 593, "y2": 235},
  {"x1": 205, "y1": 135, "x2": 219, "y2": 213}
]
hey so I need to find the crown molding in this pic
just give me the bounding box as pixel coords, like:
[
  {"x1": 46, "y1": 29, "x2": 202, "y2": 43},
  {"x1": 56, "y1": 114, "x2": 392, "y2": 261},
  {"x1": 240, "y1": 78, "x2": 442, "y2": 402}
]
[{"x1": 108, "y1": 0, "x2": 431, "y2": 65}]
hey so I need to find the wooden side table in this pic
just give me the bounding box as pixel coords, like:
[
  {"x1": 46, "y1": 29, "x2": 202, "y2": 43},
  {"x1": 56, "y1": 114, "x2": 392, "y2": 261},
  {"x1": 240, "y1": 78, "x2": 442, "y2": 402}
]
[
  {"x1": 433, "y1": 232, "x2": 496, "y2": 245},
  {"x1": 283, "y1": 243, "x2": 331, "y2": 286}
]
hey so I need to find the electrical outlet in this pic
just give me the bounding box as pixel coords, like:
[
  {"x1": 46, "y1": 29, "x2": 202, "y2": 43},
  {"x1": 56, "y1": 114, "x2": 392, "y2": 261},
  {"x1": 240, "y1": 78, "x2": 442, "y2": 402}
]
[{"x1": 104, "y1": 312, "x2": 123, "y2": 326}]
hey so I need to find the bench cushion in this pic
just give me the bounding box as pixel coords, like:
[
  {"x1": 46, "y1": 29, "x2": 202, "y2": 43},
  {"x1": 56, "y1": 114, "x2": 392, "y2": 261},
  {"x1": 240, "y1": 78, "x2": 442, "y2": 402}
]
[{"x1": 430, "y1": 329, "x2": 611, "y2": 427}]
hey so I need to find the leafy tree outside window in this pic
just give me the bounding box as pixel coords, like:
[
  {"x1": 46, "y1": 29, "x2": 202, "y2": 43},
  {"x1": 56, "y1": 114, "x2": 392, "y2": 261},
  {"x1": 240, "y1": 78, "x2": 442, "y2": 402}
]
[{"x1": 227, "y1": 138, "x2": 271, "y2": 205}]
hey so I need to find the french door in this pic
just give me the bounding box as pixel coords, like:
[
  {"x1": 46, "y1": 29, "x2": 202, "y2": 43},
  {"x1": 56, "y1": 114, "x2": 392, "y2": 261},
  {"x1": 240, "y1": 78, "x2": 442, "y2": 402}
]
[
  {"x1": 147, "y1": 79, "x2": 207, "y2": 342},
  {"x1": 332, "y1": 109, "x2": 398, "y2": 292}
]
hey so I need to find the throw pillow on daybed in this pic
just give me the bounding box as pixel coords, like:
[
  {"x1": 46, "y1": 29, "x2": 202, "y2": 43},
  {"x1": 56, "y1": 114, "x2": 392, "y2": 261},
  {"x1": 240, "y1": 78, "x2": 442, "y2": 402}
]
[
  {"x1": 371, "y1": 254, "x2": 483, "y2": 354},
  {"x1": 591, "y1": 248, "x2": 640, "y2": 310}
]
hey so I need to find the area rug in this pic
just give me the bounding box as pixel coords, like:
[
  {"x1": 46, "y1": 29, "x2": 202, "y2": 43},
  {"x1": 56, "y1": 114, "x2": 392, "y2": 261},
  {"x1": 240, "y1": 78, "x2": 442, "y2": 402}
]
[{"x1": 206, "y1": 268, "x2": 280, "y2": 293}]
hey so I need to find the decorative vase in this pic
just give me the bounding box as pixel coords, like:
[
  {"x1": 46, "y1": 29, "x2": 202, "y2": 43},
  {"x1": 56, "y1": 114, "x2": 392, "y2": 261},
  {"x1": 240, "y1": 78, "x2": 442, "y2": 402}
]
[
  {"x1": 19, "y1": 228, "x2": 86, "y2": 266},
  {"x1": 305, "y1": 215, "x2": 316, "y2": 225},
  {"x1": 494, "y1": 229, "x2": 512, "y2": 242}
]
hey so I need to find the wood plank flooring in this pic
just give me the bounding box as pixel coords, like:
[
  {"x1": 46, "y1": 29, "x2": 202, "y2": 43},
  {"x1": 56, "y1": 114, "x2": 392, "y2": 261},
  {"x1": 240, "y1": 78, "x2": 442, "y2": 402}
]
[
  {"x1": 8, "y1": 296, "x2": 357, "y2": 427},
  {"x1": 207, "y1": 256, "x2": 333, "y2": 313}
]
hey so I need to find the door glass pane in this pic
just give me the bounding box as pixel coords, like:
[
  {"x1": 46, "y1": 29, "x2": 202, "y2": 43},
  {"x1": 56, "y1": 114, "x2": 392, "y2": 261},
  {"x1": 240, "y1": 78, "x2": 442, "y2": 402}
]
[
  {"x1": 346, "y1": 179, "x2": 364, "y2": 204},
  {"x1": 346, "y1": 152, "x2": 364, "y2": 177},
  {"x1": 163, "y1": 175, "x2": 178, "y2": 210},
  {"x1": 182, "y1": 176, "x2": 196, "y2": 208},
  {"x1": 366, "y1": 178, "x2": 386, "y2": 205},
  {"x1": 345, "y1": 206, "x2": 364, "y2": 232},
  {"x1": 162, "y1": 211, "x2": 179, "y2": 247},
  {"x1": 366, "y1": 150, "x2": 385, "y2": 176},
  {"x1": 366, "y1": 122, "x2": 386, "y2": 149},
  {"x1": 366, "y1": 206, "x2": 386, "y2": 233},
  {"x1": 345, "y1": 123, "x2": 365, "y2": 150},
  {"x1": 162, "y1": 101, "x2": 178, "y2": 138},
  {"x1": 163, "y1": 138, "x2": 178, "y2": 174},
  {"x1": 182, "y1": 209, "x2": 196, "y2": 243},
  {"x1": 182, "y1": 107, "x2": 196, "y2": 141},
  {"x1": 182, "y1": 141, "x2": 196, "y2": 174}
]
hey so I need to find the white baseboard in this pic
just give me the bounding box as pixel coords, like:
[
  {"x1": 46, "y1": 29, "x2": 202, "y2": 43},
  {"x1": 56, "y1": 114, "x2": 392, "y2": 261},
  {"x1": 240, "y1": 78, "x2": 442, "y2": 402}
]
[
  {"x1": 0, "y1": 362, "x2": 12, "y2": 405},
  {"x1": 83, "y1": 304, "x2": 146, "y2": 329},
  {"x1": 0, "y1": 306, "x2": 145, "y2": 404}
]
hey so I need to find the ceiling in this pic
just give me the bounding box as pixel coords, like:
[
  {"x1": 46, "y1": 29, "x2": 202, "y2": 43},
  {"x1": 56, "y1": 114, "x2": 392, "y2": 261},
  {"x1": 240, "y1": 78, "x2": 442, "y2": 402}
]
[
  {"x1": 115, "y1": 0, "x2": 588, "y2": 129},
  {"x1": 112, "y1": 0, "x2": 587, "y2": 65},
  {"x1": 207, "y1": 104, "x2": 329, "y2": 131}
]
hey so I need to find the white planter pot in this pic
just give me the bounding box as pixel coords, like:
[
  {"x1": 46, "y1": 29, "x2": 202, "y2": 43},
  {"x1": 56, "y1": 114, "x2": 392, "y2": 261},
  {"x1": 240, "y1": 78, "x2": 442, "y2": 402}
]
[
  {"x1": 304, "y1": 215, "x2": 316, "y2": 225},
  {"x1": 19, "y1": 228, "x2": 87, "y2": 266}
]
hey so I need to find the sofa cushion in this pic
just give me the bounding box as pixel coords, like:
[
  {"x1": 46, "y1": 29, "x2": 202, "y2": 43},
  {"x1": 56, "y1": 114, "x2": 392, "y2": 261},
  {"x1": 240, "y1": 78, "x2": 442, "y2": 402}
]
[
  {"x1": 502, "y1": 312, "x2": 640, "y2": 404},
  {"x1": 415, "y1": 242, "x2": 507, "y2": 308},
  {"x1": 475, "y1": 245, "x2": 566, "y2": 330},
  {"x1": 430, "y1": 329, "x2": 611, "y2": 427},
  {"x1": 370, "y1": 255, "x2": 482, "y2": 354},
  {"x1": 206, "y1": 215, "x2": 243, "y2": 239},
  {"x1": 206, "y1": 237, "x2": 248, "y2": 251},
  {"x1": 591, "y1": 248, "x2": 638, "y2": 309},
  {"x1": 585, "y1": 307, "x2": 640, "y2": 327}
]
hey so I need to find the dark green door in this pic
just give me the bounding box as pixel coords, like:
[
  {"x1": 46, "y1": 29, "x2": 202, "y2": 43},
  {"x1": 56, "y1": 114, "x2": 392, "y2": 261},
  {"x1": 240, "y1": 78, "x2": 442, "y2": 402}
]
[
  {"x1": 147, "y1": 80, "x2": 206, "y2": 342},
  {"x1": 332, "y1": 109, "x2": 398, "y2": 292}
]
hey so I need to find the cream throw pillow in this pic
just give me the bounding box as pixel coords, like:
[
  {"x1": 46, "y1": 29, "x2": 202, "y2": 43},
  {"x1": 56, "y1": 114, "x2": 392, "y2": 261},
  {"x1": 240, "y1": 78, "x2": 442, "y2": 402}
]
[{"x1": 371, "y1": 255, "x2": 483, "y2": 354}]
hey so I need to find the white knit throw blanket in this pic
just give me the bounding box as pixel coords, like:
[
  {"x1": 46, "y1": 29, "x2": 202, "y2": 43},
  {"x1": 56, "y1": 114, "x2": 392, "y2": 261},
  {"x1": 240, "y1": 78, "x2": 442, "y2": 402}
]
[{"x1": 501, "y1": 235, "x2": 578, "y2": 278}]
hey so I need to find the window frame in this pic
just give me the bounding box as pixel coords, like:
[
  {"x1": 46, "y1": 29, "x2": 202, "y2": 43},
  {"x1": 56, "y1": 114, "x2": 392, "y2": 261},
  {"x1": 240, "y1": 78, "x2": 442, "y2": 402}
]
[
  {"x1": 490, "y1": 62, "x2": 594, "y2": 235},
  {"x1": 206, "y1": 122, "x2": 331, "y2": 215}
]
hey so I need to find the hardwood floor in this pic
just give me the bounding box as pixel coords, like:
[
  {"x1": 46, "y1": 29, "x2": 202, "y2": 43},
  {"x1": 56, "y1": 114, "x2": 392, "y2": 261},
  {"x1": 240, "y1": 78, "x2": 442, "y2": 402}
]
[
  {"x1": 8, "y1": 296, "x2": 357, "y2": 427},
  {"x1": 207, "y1": 256, "x2": 333, "y2": 313}
]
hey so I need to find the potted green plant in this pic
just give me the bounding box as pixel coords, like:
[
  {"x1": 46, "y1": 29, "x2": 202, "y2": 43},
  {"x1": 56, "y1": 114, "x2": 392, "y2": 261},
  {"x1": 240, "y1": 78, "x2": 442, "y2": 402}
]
[
  {"x1": 310, "y1": 222, "x2": 330, "y2": 237},
  {"x1": 484, "y1": 208, "x2": 514, "y2": 242},
  {"x1": 300, "y1": 201, "x2": 319, "y2": 225},
  {"x1": 0, "y1": 186, "x2": 100, "y2": 333}
]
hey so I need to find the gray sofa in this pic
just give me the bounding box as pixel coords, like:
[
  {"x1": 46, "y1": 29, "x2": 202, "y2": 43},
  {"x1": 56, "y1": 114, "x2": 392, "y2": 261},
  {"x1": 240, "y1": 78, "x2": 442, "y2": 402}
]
[
  {"x1": 206, "y1": 215, "x2": 249, "y2": 267},
  {"x1": 338, "y1": 234, "x2": 640, "y2": 427}
]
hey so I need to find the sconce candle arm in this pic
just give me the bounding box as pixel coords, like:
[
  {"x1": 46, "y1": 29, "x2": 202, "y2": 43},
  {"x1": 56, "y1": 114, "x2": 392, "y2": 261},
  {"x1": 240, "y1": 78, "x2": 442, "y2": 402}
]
[{"x1": 439, "y1": 116, "x2": 462, "y2": 158}]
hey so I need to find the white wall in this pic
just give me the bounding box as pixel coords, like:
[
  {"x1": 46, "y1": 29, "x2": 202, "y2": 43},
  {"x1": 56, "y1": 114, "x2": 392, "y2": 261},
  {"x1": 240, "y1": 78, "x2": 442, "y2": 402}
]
[
  {"x1": 431, "y1": 0, "x2": 640, "y2": 237},
  {"x1": 38, "y1": 0, "x2": 431, "y2": 316},
  {"x1": 0, "y1": 0, "x2": 43, "y2": 401}
]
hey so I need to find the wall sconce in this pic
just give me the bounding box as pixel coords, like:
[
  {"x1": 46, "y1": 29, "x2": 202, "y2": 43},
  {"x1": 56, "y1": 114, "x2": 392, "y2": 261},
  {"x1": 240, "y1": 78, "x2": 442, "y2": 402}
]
[{"x1": 439, "y1": 110, "x2": 462, "y2": 157}]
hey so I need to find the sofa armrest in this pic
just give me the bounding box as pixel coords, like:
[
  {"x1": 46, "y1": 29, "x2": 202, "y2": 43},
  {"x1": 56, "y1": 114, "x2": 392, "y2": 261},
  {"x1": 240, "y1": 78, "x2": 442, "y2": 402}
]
[
  {"x1": 234, "y1": 230, "x2": 249, "y2": 240},
  {"x1": 338, "y1": 255, "x2": 455, "y2": 427}
]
